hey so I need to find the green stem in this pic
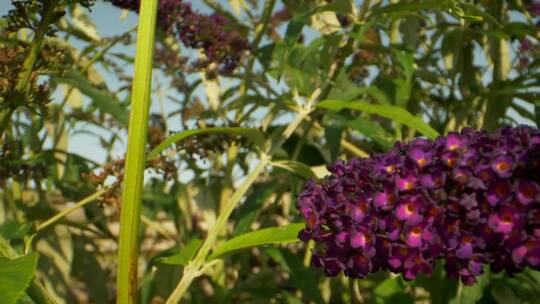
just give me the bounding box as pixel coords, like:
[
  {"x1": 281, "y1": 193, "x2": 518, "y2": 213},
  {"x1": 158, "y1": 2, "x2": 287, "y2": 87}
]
[
  {"x1": 36, "y1": 187, "x2": 110, "y2": 232},
  {"x1": 0, "y1": 236, "x2": 59, "y2": 304},
  {"x1": 482, "y1": 1, "x2": 509, "y2": 131},
  {"x1": 164, "y1": 92, "x2": 317, "y2": 303},
  {"x1": 0, "y1": 2, "x2": 56, "y2": 138},
  {"x1": 0, "y1": 107, "x2": 15, "y2": 139},
  {"x1": 15, "y1": 6, "x2": 55, "y2": 95},
  {"x1": 165, "y1": 157, "x2": 269, "y2": 304},
  {"x1": 116, "y1": 0, "x2": 159, "y2": 303},
  {"x1": 236, "y1": 0, "x2": 276, "y2": 117}
]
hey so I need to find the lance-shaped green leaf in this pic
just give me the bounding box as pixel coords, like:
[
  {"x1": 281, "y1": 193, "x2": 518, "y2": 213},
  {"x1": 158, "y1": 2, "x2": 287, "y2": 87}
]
[
  {"x1": 270, "y1": 160, "x2": 317, "y2": 180},
  {"x1": 369, "y1": 0, "x2": 452, "y2": 16},
  {"x1": 146, "y1": 127, "x2": 265, "y2": 161},
  {"x1": 53, "y1": 71, "x2": 129, "y2": 126},
  {"x1": 317, "y1": 100, "x2": 440, "y2": 139},
  {"x1": 209, "y1": 223, "x2": 304, "y2": 260},
  {"x1": 0, "y1": 253, "x2": 39, "y2": 304}
]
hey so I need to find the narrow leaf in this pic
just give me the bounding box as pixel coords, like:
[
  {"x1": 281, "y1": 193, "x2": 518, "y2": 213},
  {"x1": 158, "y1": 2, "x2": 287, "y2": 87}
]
[
  {"x1": 209, "y1": 223, "x2": 304, "y2": 260},
  {"x1": 53, "y1": 71, "x2": 129, "y2": 126},
  {"x1": 370, "y1": 0, "x2": 452, "y2": 16},
  {"x1": 271, "y1": 160, "x2": 317, "y2": 179},
  {"x1": 317, "y1": 100, "x2": 440, "y2": 139}
]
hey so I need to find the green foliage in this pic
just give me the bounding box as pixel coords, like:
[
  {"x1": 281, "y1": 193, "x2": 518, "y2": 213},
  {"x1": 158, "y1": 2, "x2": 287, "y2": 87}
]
[
  {"x1": 156, "y1": 238, "x2": 202, "y2": 266},
  {"x1": 0, "y1": 253, "x2": 38, "y2": 304},
  {"x1": 0, "y1": 0, "x2": 539, "y2": 303},
  {"x1": 209, "y1": 223, "x2": 304, "y2": 260},
  {"x1": 318, "y1": 99, "x2": 440, "y2": 139}
]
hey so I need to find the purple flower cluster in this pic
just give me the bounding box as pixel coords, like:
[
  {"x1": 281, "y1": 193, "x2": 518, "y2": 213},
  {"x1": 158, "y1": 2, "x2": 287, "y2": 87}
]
[
  {"x1": 106, "y1": 0, "x2": 248, "y2": 73},
  {"x1": 298, "y1": 126, "x2": 540, "y2": 285},
  {"x1": 175, "y1": 4, "x2": 249, "y2": 73},
  {"x1": 528, "y1": 0, "x2": 540, "y2": 18}
]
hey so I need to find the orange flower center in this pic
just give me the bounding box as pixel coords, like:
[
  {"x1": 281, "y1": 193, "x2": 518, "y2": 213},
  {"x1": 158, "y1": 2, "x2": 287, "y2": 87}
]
[
  {"x1": 449, "y1": 143, "x2": 459, "y2": 151},
  {"x1": 406, "y1": 203, "x2": 415, "y2": 214},
  {"x1": 411, "y1": 227, "x2": 422, "y2": 236},
  {"x1": 496, "y1": 161, "x2": 509, "y2": 172},
  {"x1": 403, "y1": 181, "x2": 414, "y2": 190}
]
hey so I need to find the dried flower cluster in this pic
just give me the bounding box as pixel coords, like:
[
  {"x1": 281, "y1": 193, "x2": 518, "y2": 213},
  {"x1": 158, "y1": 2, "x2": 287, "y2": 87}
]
[
  {"x1": 298, "y1": 126, "x2": 540, "y2": 285},
  {"x1": 107, "y1": 0, "x2": 248, "y2": 73},
  {"x1": 0, "y1": 46, "x2": 53, "y2": 110},
  {"x1": 0, "y1": 138, "x2": 48, "y2": 180}
]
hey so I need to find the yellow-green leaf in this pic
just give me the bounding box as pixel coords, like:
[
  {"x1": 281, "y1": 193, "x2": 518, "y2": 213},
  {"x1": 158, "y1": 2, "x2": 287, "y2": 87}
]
[
  {"x1": 209, "y1": 223, "x2": 304, "y2": 260},
  {"x1": 318, "y1": 100, "x2": 440, "y2": 139}
]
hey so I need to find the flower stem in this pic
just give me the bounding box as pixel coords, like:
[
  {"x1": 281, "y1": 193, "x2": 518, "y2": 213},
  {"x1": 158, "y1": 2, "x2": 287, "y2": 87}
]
[
  {"x1": 36, "y1": 187, "x2": 110, "y2": 232},
  {"x1": 0, "y1": 1, "x2": 57, "y2": 139},
  {"x1": 116, "y1": 0, "x2": 159, "y2": 303},
  {"x1": 164, "y1": 90, "x2": 317, "y2": 303},
  {"x1": 165, "y1": 156, "x2": 269, "y2": 304},
  {"x1": 237, "y1": 0, "x2": 276, "y2": 105}
]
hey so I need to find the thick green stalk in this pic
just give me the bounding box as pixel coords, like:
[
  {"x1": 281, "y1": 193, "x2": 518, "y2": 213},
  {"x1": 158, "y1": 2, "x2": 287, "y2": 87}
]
[{"x1": 116, "y1": 0, "x2": 159, "y2": 303}]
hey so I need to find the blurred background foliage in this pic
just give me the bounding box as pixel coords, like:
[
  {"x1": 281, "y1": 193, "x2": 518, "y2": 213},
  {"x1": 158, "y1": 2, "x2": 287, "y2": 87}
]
[{"x1": 0, "y1": 0, "x2": 539, "y2": 303}]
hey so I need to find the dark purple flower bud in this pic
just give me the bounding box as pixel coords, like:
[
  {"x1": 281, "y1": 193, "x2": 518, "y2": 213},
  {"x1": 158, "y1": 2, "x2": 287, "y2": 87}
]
[
  {"x1": 486, "y1": 180, "x2": 511, "y2": 206},
  {"x1": 529, "y1": 2, "x2": 540, "y2": 16},
  {"x1": 403, "y1": 252, "x2": 432, "y2": 280},
  {"x1": 520, "y1": 38, "x2": 535, "y2": 52},
  {"x1": 515, "y1": 180, "x2": 540, "y2": 205},
  {"x1": 374, "y1": 185, "x2": 398, "y2": 210},
  {"x1": 459, "y1": 193, "x2": 478, "y2": 210},
  {"x1": 298, "y1": 126, "x2": 540, "y2": 285},
  {"x1": 456, "y1": 235, "x2": 475, "y2": 259},
  {"x1": 420, "y1": 168, "x2": 446, "y2": 189}
]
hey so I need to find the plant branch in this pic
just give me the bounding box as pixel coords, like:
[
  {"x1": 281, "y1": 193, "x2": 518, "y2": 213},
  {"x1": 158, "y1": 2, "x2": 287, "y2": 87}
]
[
  {"x1": 237, "y1": 0, "x2": 276, "y2": 108},
  {"x1": 0, "y1": 1, "x2": 57, "y2": 138},
  {"x1": 36, "y1": 187, "x2": 110, "y2": 232},
  {"x1": 164, "y1": 89, "x2": 317, "y2": 303}
]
